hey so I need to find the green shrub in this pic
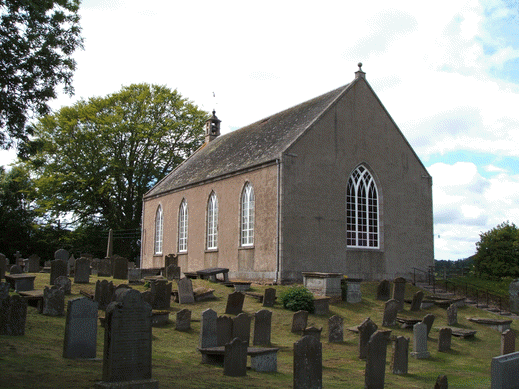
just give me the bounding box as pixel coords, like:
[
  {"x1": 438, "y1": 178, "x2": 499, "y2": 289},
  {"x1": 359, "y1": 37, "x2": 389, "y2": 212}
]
[{"x1": 280, "y1": 286, "x2": 315, "y2": 313}]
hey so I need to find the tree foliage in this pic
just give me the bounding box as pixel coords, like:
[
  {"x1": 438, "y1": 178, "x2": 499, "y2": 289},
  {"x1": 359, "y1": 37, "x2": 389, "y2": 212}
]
[
  {"x1": 0, "y1": 0, "x2": 83, "y2": 147},
  {"x1": 20, "y1": 84, "x2": 208, "y2": 252},
  {"x1": 474, "y1": 221, "x2": 519, "y2": 279}
]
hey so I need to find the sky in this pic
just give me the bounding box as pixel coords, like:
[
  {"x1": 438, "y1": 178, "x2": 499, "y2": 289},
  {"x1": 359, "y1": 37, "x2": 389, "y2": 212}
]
[{"x1": 1, "y1": 0, "x2": 519, "y2": 261}]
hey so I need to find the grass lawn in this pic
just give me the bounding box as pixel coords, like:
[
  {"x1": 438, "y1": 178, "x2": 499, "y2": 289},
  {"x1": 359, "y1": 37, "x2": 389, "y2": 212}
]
[{"x1": 1, "y1": 273, "x2": 515, "y2": 388}]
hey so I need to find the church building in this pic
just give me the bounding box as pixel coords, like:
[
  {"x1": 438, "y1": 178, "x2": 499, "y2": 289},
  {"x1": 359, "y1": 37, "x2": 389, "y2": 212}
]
[{"x1": 141, "y1": 64, "x2": 434, "y2": 283}]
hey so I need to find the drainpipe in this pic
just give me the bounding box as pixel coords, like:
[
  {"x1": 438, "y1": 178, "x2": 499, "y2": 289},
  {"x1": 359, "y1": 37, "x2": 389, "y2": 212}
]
[{"x1": 275, "y1": 158, "x2": 282, "y2": 284}]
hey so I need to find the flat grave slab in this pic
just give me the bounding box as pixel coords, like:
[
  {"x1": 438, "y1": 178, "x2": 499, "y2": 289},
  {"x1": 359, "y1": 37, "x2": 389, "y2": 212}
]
[
  {"x1": 196, "y1": 268, "x2": 229, "y2": 283},
  {"x1": 396, "y1": 317, "x2": 422, "y2": 329},
  {"x1": 5, "y1": 274, "x2": 36, "y2": 292},
  {"x1": 448, "y1": 328, "x2": 477, "y2": 338},
  {"x1": 468, "y1": 317, "x2": 513, "y2": 332}
]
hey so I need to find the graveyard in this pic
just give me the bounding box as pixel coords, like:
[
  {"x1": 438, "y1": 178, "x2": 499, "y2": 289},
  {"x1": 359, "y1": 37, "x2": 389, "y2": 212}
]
[{"x1": 1, "y1": 270, "x2": 517, "y2": 388}]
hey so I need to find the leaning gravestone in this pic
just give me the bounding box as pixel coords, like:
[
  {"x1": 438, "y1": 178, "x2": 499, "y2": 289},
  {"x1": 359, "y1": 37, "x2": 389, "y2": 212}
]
[
  {"x1": 382, "y1": 299, "x2": 399, "y2": 327},
  {"x1": 94, "y1": 280, "x2": 115, "y2": 310},
  {"x1": 199, "y1": 308, "x2": 218, "y2": 349},
  {"x1": 54, "y1": 275, "x2": 72, "y2": 295},
  {"x1": 111, "y1": 255, "x2": 128, "y2": 280},
  {"x1": 438, "y1": 327, "x2": 452, "y2": 352},
  {"x1": 293, "y1": 335, "x2": 322, "y2": 389},
  {"x1": 491, "y1": 351, "x2": 519, "y2": 389},
  {"x1": 74, "y1": 257, "x2": 90, "y2": 284},
  {"x1": 177, "y1": 277, "x2": 195, "y2": 304},
  {"x1": 0, "y1": 293, "x2": 28, "y2": 336},
  {"x1": 411, "y1": 322, "x2": 430, "y2": 359},
  {"x1": 391, "y1": 336, "x2": 409, "y2": 375},
  {"x1": 232, "y1": 312, "x2": 251, "y2": 346},
  {"x1": 392, "y1": 277, "x2": 406, "y2": 312},
  {"x1": 376, "y1": 279, "x2": 391, "y2": 301},
  {"x1": 217, "y1": 315, "x2": 234, "y2": 346},
  {"x1": 291, "y1": 310, "x2": 309, "y2": 333},
  {"x1": 224, "y1": 337, "x2": 247, "y2": 377},
  {"x1": 225, "y1": 291, "x2": 245, "y2": 315},
  {"x1": 501, "y1": 329, "x2": 516, "y2": 355},
  {"x1": 63, "y1": 297, "x2": 98, "y2": 358},
  {"x1": 50, "y1": 259, "x2": 67, "y2": 285},
  {"x1": 358, "y1": 317, "x2": 378, "y2": 360},
  {"x1": 150, "y1": 279, "x2": 172, "y2": 309},
  {"x1": 43, "y1": 285, "x2": 65, "y2": 316},
  {"x1": 263, "y1": 287, "x2": 276, "y2": 307},
  {"x1": 365, "y1": 330, "x2": 391, "y2": 389},
  {"x1": 26, "y1": 254, "x2": 41, "y2": 273},
  {"x1": 175, "y1": 308, "x2": 191, "y2": 332},
  {"x1": 422, "y1": 314, "x2": 435, "y2": 337},
  {"x1": 410, "y1": 290, "x2": 424, "y2": 311},
  {"x1": 447, "y1": 304, "x2": 458, "y2": 326},
  {"x1": 328, "y1": 315, "x2": 344, "y2": 343},
  {"x1": 253, "y1": 309, "x2": 272, "y2": 346}
]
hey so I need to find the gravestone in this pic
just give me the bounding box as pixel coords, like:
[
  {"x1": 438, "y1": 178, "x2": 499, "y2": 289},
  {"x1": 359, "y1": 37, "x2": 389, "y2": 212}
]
[
  {"x1": 74, "y1": 257, "x2": 91, "y2": 284},
  {"x1": 199, "y1": 308, "x2": 218, "y2": 349},
  {"x1": 26, "y1": 254, "x2": 41, "y2": 273},
  {"x1": 150, "y1": 279, "x2": 172, "y2": 309},
  {"x1": 10, "y1": 264, "x2": 23, "y2": 274},
  {"x1": 50, "y1": 259, "x2": 67, "y2": 285},
  {"x1": 253, "y1": 309, "x2": 272, "y2": 346},
  {"x1": 128, "y1": 268, "x2": 142, "y2": 283},
  {"x1": 302, "y1": 326, "x2": 322, "y2": 341},
  {"x1": 328, "y1": 315, "x2": 344, "y2": 343},
  {"x1": 94, "y1": 280, "x2": 115, "y2": 310},
  {"x1": 224, "y1": 338, "x2": 247, "y2": 377},
  {"x1": 391, "y1": 336, "x2": 409, "y2": 375},
  {"x1": 67, "y1": 254, "x2": 75, "y2": 276},
  {"x1": 438, "y1": 327, "x2": 452, "y2": 352},
  {"x1": 225, "y1": 291, "x2": 245, "y2": 315},
  {"x1": 376, "y1": 279, "x2": 391, "y2": 301},
  {"x1": 291, "y1": 310, "x2": 309, "y2": 333},
  {"x1": 410, "y1": 290, "x2": 424, "y2": 311},
  {"x1": 97, "y1": 258, "x2": 112, "y2": 277},
  {"x1": 100, "y1": 288, "x2": 156, "y2": 385},
  {"x1": 217, "y1": 315, "x2": 234, "y2": 346},
  {"x1": 14, "y1": 251, "x2": 23, "y2": 268},
  {"x1": 392, "y1": 277, "x2": 406, "y2": 312},
  {"x1": 263, "y1": 287, "x2": 276, "y2": 307},
  {"x1": 447, "y1": 304, "x2": 458, "y2": 326},
  {"x1": 0, "y1": 293, "x2": 28, "y2": 336},
  {"x1": 422, "y1": 314, "x2": 435, "y2": 337},
  {"x1": 0, "y1": 253, "x2": 6, "y2": 281},
  {"x1": 434, "y1": 375, "x2": 448, "y2": 389},
  {"x1": 491, "y1": 351, "x2": 519, "y2": 389},
  {"x1": 55, "y1": 248, "x2": 69, "y2": 262},
  {"x1": 358, "y1": 317, "x2": 378, "y2": 359},
  {"x1": 382, "y1": 299, "x2": 399, "y2": 327},
  {"x1": 0, "y1": 283, "x2": 9, "y2": 334},
  {"x1": 54, "y1": 275, "x2": 72, "y2": 295},
  {"x1": 177, "y1": 277, "x2": 195, "y2": 304},
  {"x1": 411, "y1": 322, "x2": 430, "y2": 359},
  {"x1": 43, "y1": 285, "x2": 65, "y2": 316},
  {"x1": 164, "y1": 253, "x2": 178, "y2": 268},
  {"x1": 165, "y1": 264, "x2": 181, "y2": 281},
  {"x1": 232, "y1": 312, "x2": 251, "y2": 346},
  {"x1": 111, "y1": 255, "x2": 128, "y2": 280},
  {"x1": 365, "y1": 330, "x2": 391, "y2": 389},
  {"x1": 293, "y1": 335, "x2": 322, "y2": 389},
  {"x1": 501, "y1": 329, "x2": 516, "y2": 355},
  {"x1": 175, "y1": 308, "x2": 191, "y2": 331},
  {"x1": 63, "y1": 297, "x2": 99, "y2": 358},
  {"x1": 509, "y1": 279, "x2": 519, "y2": 314}
]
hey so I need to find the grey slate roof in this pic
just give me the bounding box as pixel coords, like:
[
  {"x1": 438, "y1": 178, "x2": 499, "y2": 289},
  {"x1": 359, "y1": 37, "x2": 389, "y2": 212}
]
[{"x1": 145, "y1": 82, "x2": 353, "y2": 198}]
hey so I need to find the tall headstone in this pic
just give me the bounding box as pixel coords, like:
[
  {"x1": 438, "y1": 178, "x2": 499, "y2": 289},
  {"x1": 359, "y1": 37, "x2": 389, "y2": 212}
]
[
  {"x1": 232, "y1": 312, "x2": 251, "y2": 346},
  {"x1": 491, "y1": 351, "x2": 519, "y2": 389},
  {"x1": 291, "y1": 310, "x2": 309, "y2": 333},
  {"x1": 382, "y1": 299, "x2": 399, "y2": 327},
  {"x1": 434, "y1": 375, "x2": 448, "y2": 389},
  {"x1": 63, "y1": 297, "x2": 99, "y2": 358},
  {"x1": 177, "y1": 277, "x2": 195, "y2": 304},
  {"x1": 74, "y1": 257, "x2": 90, "y2": 284},
  {"x1": 54, "y1": 275, "x2": 72, "y2": 295},
  {"x1": 67, "y1": 254, "x2": 76, "y2": 276},
  {"x1": 225, "y1": 291, "x2": 245, "y2": 315},
  {"x1": 391, "y1": 336, "x2": 409, "y2": 375},
  {"x1": 150, "y1": 279, "x2": 172, "y2": 309},
  {"x1": 358, "y1": 317, "x2": 378, "y2": 360},
  {"x1": 175, "y1": 308, "x2": 191, "y2": 332},
  {"x1": 217, "y1": 315, "x2": 234, "y2": 346},
  {"x1": 50, "y1": 259, "x2": 67, "y2": 285},
  {"x1": 293, "y1": 335, "x2": 322, "y2": 389},
  {"x1": 165, "y1": 264, "x2": 181, "y2": 281},
  {"x1": 0, "y1": 253, "x2": 6, "y2": 281},
  {"x1": 328, "y1": 315, "x2": 344, "y2": 343},
  {"x1": 509, "y1": 279, "x2": 519, "y2": 314},
  {"x1": 410, "y1": 290, "x2": 424, "y2": 311},
  {"x1": 392, "y1": 277, "x2": 406, "y2": 312},
  {"x1": 111, "y1": 255, "x2": 128, "y2": 280},
  {"x1": 43, "y1": 285, "x2": 65, "y2": 316},
  {"x1": 376, "y1": 279, "x2": 391, "y2": 301},
  {"x1": 263, "y1": 287, "x2": 276, "y2": 307},
  {"x1": 422, "y1": 314, "x2": 435, "y2": 337},
  {"x1": 106, "y1": 229, "x2": 113, "y2": 259},
  {"x1": 365, "y1": 330, "x2": 390, "y2": 389},
  {"x1": 0, "y1": 293, "x2": 28, "y2": 336},
  {"x1": 410, "y1": 322, "x2": 430, "y2": 359},
  {"x1": 438, "y1": 327, "x2": 452, "y2": 352},
  {"x1": 199, "y1": 308, "x2": 218, "y2": 349},
  {"x1": 164, "y1": 253, "x2": 178, "y2": 268},
  {"x1": 447, "y1": 304, "x2": 458, "y2": 326},
  {"x1": 54, "y1": 249, "x2": 69, "y2": 262},
  {"x1": 224, "y1": 338, "x2": 247, "y2": 377},
  {"x1": 98, "y1": 258, "x2": 112, "y2": 277},
  {"x1": 94, "y1": 280, "x2": 115, "y2": 310},
  {"x1": 26, "y1": 254, "x2": 41, "y2": 273},
  {"x1": 253, "y1": 309, "x2": 272, "y2": 346},
  {"x1": 501, "y1": 329, "x2": 516, "y2": 355}
]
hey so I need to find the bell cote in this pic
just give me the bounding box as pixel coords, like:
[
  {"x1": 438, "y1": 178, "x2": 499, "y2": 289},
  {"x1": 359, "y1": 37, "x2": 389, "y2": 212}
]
[{"x1": 205, "y1": 110, "x2": 221, "y2": 144}]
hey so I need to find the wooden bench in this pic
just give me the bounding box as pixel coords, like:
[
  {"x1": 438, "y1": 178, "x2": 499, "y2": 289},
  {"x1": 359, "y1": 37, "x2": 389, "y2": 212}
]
[
  {"x1": 196, "y1": 268, "x2": 229, "y2": 283},
  {"x1": 197, "y1": 346, "x2": 279, "y2": 372}
]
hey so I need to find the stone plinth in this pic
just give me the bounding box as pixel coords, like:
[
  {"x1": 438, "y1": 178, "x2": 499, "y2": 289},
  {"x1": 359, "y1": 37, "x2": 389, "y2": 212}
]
[
  {"x1": 302, "y1": 272, "x2": 342, "y2": 302},
  {"x1": 5, "y1": 274, "x2": 35, "y2": 292}
]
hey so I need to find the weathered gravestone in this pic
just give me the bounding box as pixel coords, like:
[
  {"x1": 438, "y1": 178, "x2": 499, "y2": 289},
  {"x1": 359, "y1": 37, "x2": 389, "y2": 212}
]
[
  {"x1": 165, "y1": 264, "x2": 181, "y2": 281},
  {"x1": 392, "y1": 277, "x2": 406, "y2": 312},
  {"x1": 491, "y1": 351, "x2": 519, "y2": 389},
  {"x1": 376, "y1": 279, "x2": 391, "y2": 301},
  {"x1": 26, "y1": 254, "x2": 41, "y2": 273},
  {"x1": 391, "y1": 336, "x2": 409, "y2": 375},
  {"x1": 150, "y1": 279, "x2": 172, "y2": 309},
  {"x1": 54, "y1": 275, "x2": 72, "y2": 295},
  {"x1": 501, "y1": 329, "x2": 516, "y2": 355},
  {"x1": 434, "y1": 375, "x2": 448, "y2": 389},
  {"x1": 410, "y1": 290, "x2": 424, "y2": 311},
  {"x1": 302, "y1": 326, "x2": 322, "y2": 341},
  {"x1": 365, "y1": 330, "x2": 391, "y2": 389},
  {"x1": 67, "y1": 254, "x2": 75, "y2": 276},
  {"x1": 217, "y1": 315, "x2": 234, "y2": 346},
  {"x1": 0, "y1": 253, "x2": 6, "y2": 281},
  {"x1": 263, "y1": 287, "x2": 276, "y2": 307},
  {"x1": 164, "y1": 253, "x2": 178, "y2": 268},
  {"x1": 9, "y1": 264, "x2": 23, "y2": 274},
  {"x1": 43, "y1": 285, "x2": 65, "y2": 316},
  {"x1": 438, "y1": 327, "x2": 452, "y2": 352},
  {"x1": 50, "y1": 259, "x2": 67, "y2": 285},
  {"x1": 253, "y1": 309, "x2": 272, "y2": 346},
  {"x1": 175, "y1": 308, "x2": 191, "y2": 332},
  {"x1": 55, "y1": 248, "x2": 69, "y2": 262},
  {"x1": 382, "y1": 299, "x2": 399, "y2": 327},
  {"x1": 224, "y1": 338, "x2": 247, "y2": 377},
  {"x1": 225, "y1": 291, "x2": 245, "y2": 315},
  {"x1": 0, "y1": 292, "x2": 28, "y2": 336},
  {"x1": 94, "y1": 280, "x2": 115, "y2": 310},
  {"x1": 447, "y1": 304, "x2": 458, "y2": 326},
  {"x1": 293, "y1": 335, "x2": 322, "y2": 389},
  {"x1": 291, "y1": 310, "x2": 309, "y2": 333},
  {"x1": 199, "y1": 308, "x2": 218, "y2": 350},
  {"x1": 411, "y1": 321, "x2": 430, "y2": 359},
  {"x1": 358, "y1": 317, "x2": 378, "y2": 359},
  {"x1": 232, "y1": 312, "x2": 251, "y2": 346},
  {"x1": 74, "y1": 257, "x2": 90, "y2": 284},
  {"x1": 111, "y1": 255, "x2": 128, "y2": 280},
  {"x1": 328, "y1": 315, "x2": 344, "y2": 343},
  {"x1": 345, "y1": 278, "x2": 362, "y2": 303},
  {"x1": 422, "y1": 314, "x2": 435, "y2": 337},
  {"x1": 63, "y1": 297, "x2": 98, "y2": 359},
  {"x1": 97, "y1": 288, "x2": 158, "y2": 387},
  {"x1": 97, "y1": 258, "x2": 112, "y2": 277},
  {"x1": 509, "y1": 279, "x2": 519, "y2": 315},
  {"x1": 177, "y1": 277, "x2": 195, "y2": 304},
  {"x1": 128, "y1": 268, "x2": 142, "y2": 283}
]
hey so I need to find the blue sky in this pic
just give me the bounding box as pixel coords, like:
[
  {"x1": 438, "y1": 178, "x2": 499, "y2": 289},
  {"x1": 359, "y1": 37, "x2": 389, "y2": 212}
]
[{"x1": 1, "y1": 0, "x2": 518, "y2": 261}]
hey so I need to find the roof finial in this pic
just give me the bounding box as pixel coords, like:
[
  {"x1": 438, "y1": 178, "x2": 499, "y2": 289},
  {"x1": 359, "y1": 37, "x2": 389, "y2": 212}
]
[
  {"x1": 355, "y1": 62, "x2": 366, "y2": 79},
  {"x1": 358, "y1": 62, "x2": 363, "y2": 71}
]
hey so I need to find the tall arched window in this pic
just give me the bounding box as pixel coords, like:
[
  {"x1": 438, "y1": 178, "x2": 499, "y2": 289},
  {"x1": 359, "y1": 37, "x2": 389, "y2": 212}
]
[
  {"x1": 241, "y1": 183, "x2": 255, "y2": 246},
  {"x1": 154, "y1": 205, "x2": 164, "y2": 254},
  {"x1": 346, "y1": 165, "x2": 379, "y2": 248},
  {"x1": 207, "y1": 192, "x2": 218, "y2": 249},
  {"x1": 178, "y1": 199, "x2": 188, "y2": 252}
]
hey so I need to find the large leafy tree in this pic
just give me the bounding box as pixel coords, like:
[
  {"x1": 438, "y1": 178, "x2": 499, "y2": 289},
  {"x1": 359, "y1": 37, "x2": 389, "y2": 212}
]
[
  {"x1": 474, "y1": 221, "x2": 519, "y2": 279},
  {"x1": 20, "y1": 84, "x2": 208, "y2": 248},
  {"x1": 0, "y1": 0, "x2": 83, "y2": 147}
]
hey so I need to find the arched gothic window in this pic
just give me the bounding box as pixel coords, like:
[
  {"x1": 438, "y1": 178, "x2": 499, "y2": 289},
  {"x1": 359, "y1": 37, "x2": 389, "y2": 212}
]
[
  {"x1": 154, "y1": 205, "x2": 164, "y2": 254},
  {"x1": 178, "y1": 199, "x2": 188, "y2": 252},
  {"x1": 346, "y1": 165, "x2": 379, "y2": 248},
  {"x1": 240, "y1": 183, "x2": 255, "y2": 246},
  {"x1": 207, "y1": 192, "x2": 218, "y2": 249}
]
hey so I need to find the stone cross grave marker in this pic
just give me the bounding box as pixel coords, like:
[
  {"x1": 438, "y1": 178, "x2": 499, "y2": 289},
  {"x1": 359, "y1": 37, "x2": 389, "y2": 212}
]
[
  {"x1": 63, "y1": 297, "x2": 99, "y2": 358},
  {"x1": 26, "y1": 254, "x2": 40, "y2": 273},
  {"x1": 0, "y1": 293, "x2": 28, "y2": 336},
  {"x1": 422, "y1": 314, "x2": 435, "y2": 337},
  {"x1": 217, "y1": 315, "x2": 233, "y2": 346},
  {"x1": 293, "y1": 335, "x2": 322, "y2": 389},
  {"x1": 74, "y1": 257, "x2": 90, "y2": 284},
  {"x1": 328, "y1": 315, "x2": 344, "y2": 343},
  {"x1": 291, "y1": 310, "x2": 309, "y2": 333},
  {"x1": 411, "y1": 321, "x2": 430, "y2": 359},
  {"x1": 382, "y1": 299, "x2": 399, "y2": 327},
  {"x1": 438, "y1": 327, "x2": 452, "y2": 352},
  {"x1": 14, "y1": 251, "x2": 23, "y2": 268},
  {"x1": 376, "y1": 279, "x2": 391, "y2": 301},
  {"x1": 225, "y1": 291, "x2": 245, "y2": 315},
  {"x1": 365, "y1": 330, "x2": 391, "y2": 389},
  {"x1": 177, "y1": 277, "x2": 195, "y2": 304},
  {"x1": 224, "y1": 338, "x2": 248, "y2": 377},
  {"x1": 501, "y1": 329, "x2": 516, "y2": 355},
  {"x1": 263, "y1": 287, "x2": 276, "y2": 307},
  {"x1": 392, "y1": 277, "x2": 406, "y2": 312},
  {"x1": 391, "y1": 336, "x2": 409, "y2": 375},
  {"x1": 358, "y1": 317, "x2": 378, "y2": 360},
  {"x1": 43, "y1": 285, "x2": 65, "y2": 316},
  {"x1": 232, "y1": 312, "x2": 251, "y2": 346},
  {"x1": 54, "y1": 275, "x2": 71, "y2": 295},
  {"x1": 50, "y1": 259, "x2": 67, "y2": 286},
  {"x1": 199, "y1": 308, "x2": 218, "y2": 349},
  {"x1": 447, "y1": 304, "x2": 458, "y2": 326},
  {"x1": 253, "y1": 309, "x2": 272, "y2": 346},
  {"x1": 410, "y1": 290, "x2": 424, "y2": 311},
  {"x1": 491, "y1": 351, "x2": 519, "y2": 389},
  {"x1": 175, "y1": 308, "x2": 191, "y2": 332},
  {"x1": 111, "y1": 255, "x2": 128, "y2": 280},
  {"x1": 94, "y1": 280, "x2": 114, "y2": 310}
]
